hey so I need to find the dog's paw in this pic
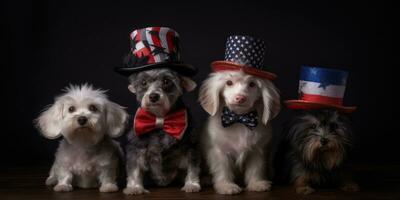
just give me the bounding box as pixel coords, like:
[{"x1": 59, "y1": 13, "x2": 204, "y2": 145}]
[
  {"x1": 123, "y1": 186, "x2": 149, "y2": 195},
  {"x1": 99, "y1": 183, "x2": 119, "y2": 193},
  {"x1": 246, "y1": 180, "x2": 272, "y2": 192},
  {"x1": 295, "y1": 186, "x2": 315, "y2": 195},
  {"x1": 45, "y1": 176, "x2": 57, "y2": 186},
  {"x1": 181, "y1": 182, "x2": 201, "y2": 193},
  {"x1": 214, "y1": 182, "x2": 242, "y2": 195},
  {"x1": 53, "y1": 184, "x2": 73, "y2": 192},
  {"x1": 341, "y1": 182, "x2": 360, "y2": 192}
]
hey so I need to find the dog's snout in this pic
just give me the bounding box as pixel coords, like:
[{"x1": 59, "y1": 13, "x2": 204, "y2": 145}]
[
  {"x1": 320, "y1": 138, "x2": 328, "y2": 145},
  {"x1": 77, "y1": 116, "x2": 88, "y2": 126},
  {"x1": 234, "y1": 95, "x2": 247, "y2": 104},
  {"x1": 149, "y1": 93, "x2": 160, "y2": 103}
]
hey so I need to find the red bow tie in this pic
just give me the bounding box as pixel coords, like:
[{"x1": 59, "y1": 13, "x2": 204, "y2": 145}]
[{"x1": 133, "y1": 107, "x2": 188, "y2": 140}]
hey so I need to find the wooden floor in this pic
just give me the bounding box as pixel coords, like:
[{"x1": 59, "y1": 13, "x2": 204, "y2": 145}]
[{"x1": 1, "y1": 165, "x2": 400, "y2": 200}]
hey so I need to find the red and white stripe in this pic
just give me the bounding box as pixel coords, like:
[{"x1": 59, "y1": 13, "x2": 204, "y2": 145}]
[
  {"x1": 299, "y1": 80, "x2": 346, "y2": 106},
  {"x1": 130, "y1": 30, "x2": 138, "y2": 40},
  {"x1": 132, "y1": 41, "x2": 154, "y2": 63},
  {"x1": 130, "y1": 27, "x2": 178, "y2": 65},
  {"x1": 131, "y1": 29, "x2": 154, "y2": 63},
  {"x1": 145, "y1": 27, "x2": 162, "y2": 62},
  {"x1": 159, "y1": 27, "x2": 172, "y2": 53}
]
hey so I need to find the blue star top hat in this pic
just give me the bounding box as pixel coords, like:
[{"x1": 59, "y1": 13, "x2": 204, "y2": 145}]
[
  {"x1": 285, "y1": 66, "x2": 357, "y2": 113},
  {"x1": 211, "y1": 35, "x2": 277, "y2": 80}
]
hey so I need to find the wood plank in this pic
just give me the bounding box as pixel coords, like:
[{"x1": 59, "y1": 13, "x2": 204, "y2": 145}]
[{"x1": 1, "y1": 165, "x2": 400, "y2": 200}]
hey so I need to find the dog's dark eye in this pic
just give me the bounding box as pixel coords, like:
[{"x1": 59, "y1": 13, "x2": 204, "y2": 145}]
[
  {"x1": 162, "y1": 78, "x2": 173, "y2": 91},
  {"x1": 89, "y1": 105, "x2": 98, "y2": 112},
  {"x1": 68, "y1": 106, "x2": 75, "y2": 113},
  {"x1": 141, "y1": 80, "x2": 147, "y2": 86},
  {"x1": 249, "y1": 81, "x2": 256, "y2": 88},
  {"x1": 163, "y1": 78, "x2": 171, "y2": 86},
  {"x1": 226, "y1": 80, "x2": 233, "y2": 86},
  {"x1": 310, "y1": 124, "x2": 317, "y2": 129}
]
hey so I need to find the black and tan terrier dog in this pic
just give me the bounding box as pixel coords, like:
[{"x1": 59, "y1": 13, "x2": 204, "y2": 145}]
[{"x1": 278, "y1": 109, "x2": 359, "y2": 194}]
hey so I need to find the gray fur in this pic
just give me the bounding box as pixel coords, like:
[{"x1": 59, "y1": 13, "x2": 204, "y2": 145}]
[
  {"x1": 123, "y1": 69, "x2": 200, "y2": 195},
  {"x1": 128, "y1": 69, "x2": 183, "y2": 105}
]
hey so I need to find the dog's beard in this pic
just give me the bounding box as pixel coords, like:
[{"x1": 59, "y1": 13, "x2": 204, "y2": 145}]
[
  {"x1": 62, "y1": 120, "x2": 104, "y2": 146},
  {"x1": 289, "y1": 110, "x2": 353, "y2": 171},
  {"x1": 141, "y1": 94, "x2": 172, "y2": 117},
  {"x1": 301, "y1": 135, "x2": 345, "y2": 170}
]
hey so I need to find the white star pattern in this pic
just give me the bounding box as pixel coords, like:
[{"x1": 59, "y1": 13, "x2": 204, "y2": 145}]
[
  {"x1": 311, "y1": 68, "x2": 318, "y2": 75},
  {"x1": 224, "y1": 36, "x2": 266, "y2": 69}
]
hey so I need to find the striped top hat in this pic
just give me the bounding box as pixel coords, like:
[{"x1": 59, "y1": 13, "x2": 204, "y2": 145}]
[
  {"x1": 115, "y1": 27, "x2": 197, "y2": 77},
  {"x1": 285, "y1": 66, "x2": 356, "y2": 113},
  {"x1": 211, "y1": 35, "x2": 277, "y2": 80}
]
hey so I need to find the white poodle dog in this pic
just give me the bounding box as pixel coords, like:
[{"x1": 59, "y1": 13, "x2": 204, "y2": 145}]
[
  {"x1": 199, "y1": 70, "x2": 280, "y2": 195},
  {"x1": 35, "y1": 84, "x2": 128, "y2": 192}
]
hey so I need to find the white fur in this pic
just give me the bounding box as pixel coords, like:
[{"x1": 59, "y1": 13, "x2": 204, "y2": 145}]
[
  {"x1": 36, "y1": 84, "x2": 128, "y2": 192},
  {"x1": 199, "y1": 70, "x2": 280, "y2": 195}
]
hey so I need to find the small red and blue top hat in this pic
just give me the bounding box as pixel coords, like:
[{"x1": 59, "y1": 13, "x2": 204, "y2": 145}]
[
  {"x1": 285, "y1": 66, "x2": 356, "y2": 113},
  {"x1": 115, "y1": 27, "x2": 197, "y2": 77},
  {"x1": 211, "y1": 35, "x2": 277, "y2": 80}
]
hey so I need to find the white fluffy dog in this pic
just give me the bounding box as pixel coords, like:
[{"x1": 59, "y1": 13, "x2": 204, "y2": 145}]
[
  {"x1": 199, "y1": 70, "x2": 280, "y2": 195},
  {"x1": 35, "y1": 84, "x2": 128, "y2": 192}
]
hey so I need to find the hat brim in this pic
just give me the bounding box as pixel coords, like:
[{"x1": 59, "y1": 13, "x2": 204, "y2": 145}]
[
  {"x1": 284, "y1": 100, "x2": 357, "y2": 114},
  {"x1": 211, "y1": 61, "x2": 277, "y2": 80},
  {"x1": 115, "y1": 62, "x2": 198, "y2": 77}
]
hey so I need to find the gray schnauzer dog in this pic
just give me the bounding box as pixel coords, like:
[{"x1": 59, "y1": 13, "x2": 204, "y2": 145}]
[
  {"x1": 276, "y1": 109, "x2": 359, "y2": 194},
  {"x1": 123, "y1": 68, "x2": 201, "y2": 195},
  {"x1": 35, "y1": 84, "x2": 128, "y2": 192}
]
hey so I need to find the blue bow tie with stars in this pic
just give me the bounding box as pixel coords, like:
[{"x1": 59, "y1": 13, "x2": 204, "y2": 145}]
[{"x1": 221, "y1": 107, "x2": 258, "y2": 130}]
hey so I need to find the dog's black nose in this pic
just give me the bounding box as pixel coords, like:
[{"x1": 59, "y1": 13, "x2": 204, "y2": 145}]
[
  {"x1": 149, "y1": 93, "x2": 160, "y2": 103},
  {"x1": 77, "y1": 116, "x2": 87, "y2": 126},
  {"x1": 320, "y1": 138, "x2": 328, "y2": 145}
]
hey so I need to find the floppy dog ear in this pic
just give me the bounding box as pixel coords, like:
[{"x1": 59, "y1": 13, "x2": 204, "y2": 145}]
[
  {"x1": 127, "y1": 73, "x2": 138, "y2": 94},
  {"x1": 180, "y1": 76, "x2": 197, "y2": 92},
  {"x1": 128, "y1": 84, "x2": 136, "y2": 94},
  {"x1": 199, "y1": 74, "x2": 223, "y2": 116},
  {"x1": 106, "y1": 101, "x2": 128, "y2": 138},
  {"x1": 259, "y1": 79, "x2": 281, "y2": 125},
  {"x1": 35, "y1": 99, "x2": 65, "y2": 139}
]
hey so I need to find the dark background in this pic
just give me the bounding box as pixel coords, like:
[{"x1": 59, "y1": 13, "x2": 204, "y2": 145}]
[{"x1": 1, "y1": 0, "x2": 395, "y2": 166}]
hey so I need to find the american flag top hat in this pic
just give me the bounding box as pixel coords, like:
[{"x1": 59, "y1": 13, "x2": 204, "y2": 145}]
[
  {"x1": 115, "y1": 27, "x2": 197, "y2": 77},
  {"x1": 285, "y1": 66, "x2": 357, "y2": 113},
  {"x1": 211, "y1": 35, "x2": 277, "y2": 80}
]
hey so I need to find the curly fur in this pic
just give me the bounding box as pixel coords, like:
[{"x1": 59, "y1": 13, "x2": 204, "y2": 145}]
[
  {"x1": 35, "y1": 84, "x2": 128, "y2": 192},
  {"x1": 123, "y1": 69, "x2": 201, "y2": 195}
]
